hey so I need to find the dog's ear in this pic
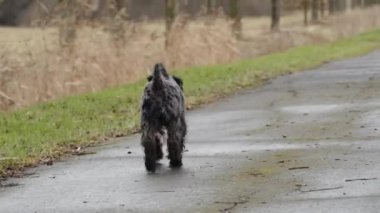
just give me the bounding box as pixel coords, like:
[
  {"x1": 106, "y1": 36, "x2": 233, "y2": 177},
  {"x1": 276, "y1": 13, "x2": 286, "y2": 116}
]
[
  {"x1": 147, "y1": 75, "x2": 153, "y2": 82},
  {"x1": 173, "y1": 76, "x2": 183, "y2": 91}
]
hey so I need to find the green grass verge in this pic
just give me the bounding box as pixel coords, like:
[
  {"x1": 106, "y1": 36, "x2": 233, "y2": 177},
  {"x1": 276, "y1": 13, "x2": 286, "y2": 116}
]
[{"x1": 1, "y1": 29, "x2": 380, "y2": 177}]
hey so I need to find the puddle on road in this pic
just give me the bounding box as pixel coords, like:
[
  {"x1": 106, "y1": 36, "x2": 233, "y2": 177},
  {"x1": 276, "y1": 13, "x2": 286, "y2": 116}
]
[
  {"x1": 0, "y1": 182, "x2": 20, "y2": 188},
  {"x1": 187, "y1": 140, "x2": 331, "y2": 156},
  {"x1": 281, "y1": 104, "x2": 339, "y2": 114},
  {"x1": 187, "y1": 138, "x2": 380, "y2": 157}
]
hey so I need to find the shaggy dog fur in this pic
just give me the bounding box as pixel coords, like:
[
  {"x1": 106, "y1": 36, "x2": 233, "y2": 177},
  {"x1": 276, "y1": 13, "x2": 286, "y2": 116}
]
[{"x1": 140, "y1": 63, "x2": 187, "y2": 172}]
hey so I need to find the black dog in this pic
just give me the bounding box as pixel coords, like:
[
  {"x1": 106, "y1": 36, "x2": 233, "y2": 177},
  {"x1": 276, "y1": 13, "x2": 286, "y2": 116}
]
[{"x1": 140, "y1": 63, "x2": 187, "y2": 172}]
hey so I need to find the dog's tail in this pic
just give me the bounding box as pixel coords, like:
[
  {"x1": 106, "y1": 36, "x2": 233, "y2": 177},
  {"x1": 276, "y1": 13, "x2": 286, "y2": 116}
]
[{"x1": 152, "y1": 63, "x2": 168, "y2": 91}]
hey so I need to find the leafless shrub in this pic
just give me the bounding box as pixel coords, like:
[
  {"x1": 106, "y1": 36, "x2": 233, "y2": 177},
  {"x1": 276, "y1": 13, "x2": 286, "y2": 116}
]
[{"x1": 104, "y1": 7, "x2": 129, "y2": 46}]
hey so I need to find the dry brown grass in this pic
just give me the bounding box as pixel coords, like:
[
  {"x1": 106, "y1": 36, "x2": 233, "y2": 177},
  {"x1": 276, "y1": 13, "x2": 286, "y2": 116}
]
[
  {"x1": 0, "y1": 15, "x2": 239, "y2": 110},
  {"x1": 0, "y1": 6, "x2": 379, "y2": 110}
]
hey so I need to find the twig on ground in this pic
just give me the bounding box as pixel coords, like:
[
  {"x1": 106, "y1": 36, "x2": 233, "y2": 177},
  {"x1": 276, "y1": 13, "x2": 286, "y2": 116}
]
[
  {"x1": 215, "y1": 199, "x2": 249, "y2": 212},
  {"x1": 288, "y1": 166, "x2": 309, "y2": 170},
  {"x1": 299, "y1": 186, "x2": 343, "y2": 193},
  {"x1": 345, "y1": 178, "x2": 377, "y2": 182}
]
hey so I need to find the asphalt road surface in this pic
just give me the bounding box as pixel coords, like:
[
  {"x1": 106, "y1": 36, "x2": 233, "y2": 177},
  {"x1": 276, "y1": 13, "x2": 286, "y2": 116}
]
[{"x1": 0, "y1": 52, "x2": 379, "y2": 213}]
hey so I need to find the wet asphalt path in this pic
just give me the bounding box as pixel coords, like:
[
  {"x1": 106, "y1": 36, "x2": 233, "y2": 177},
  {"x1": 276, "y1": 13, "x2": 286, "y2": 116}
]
[{"x1": 0, "y1": 52, "x2": 380, "y2": 213}]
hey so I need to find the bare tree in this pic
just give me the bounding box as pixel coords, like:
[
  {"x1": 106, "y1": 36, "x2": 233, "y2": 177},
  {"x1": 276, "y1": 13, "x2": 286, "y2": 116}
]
[
  {"x1": 328, "y1": 0, "x2": 335, "y2": 14},
  {"x1": 302, "y1": 0, "x2": 310, "y2": 26},
  {"x1": 90, "y1": 0, "x2": 108, "y2": 20},
  {"x1": 114, "y1": 0, "x2": 124, "y2": 11},
  {"x1": 165, "y1": 0, "x2": 176, "y2": 33},
  {"x1": 271, "y1": 0, "x2": 280, "y2": 31},
  {"x1": 329, "y1": 0, "x2": 350, "y2": 14},
  {"x1": 320, "y1": 0, "x2": 326, "y2": 17},
  {"x1": 311, "y1": 0, "x2": 319, "y2": 22},
  {"x1": 346, "y1": 0, "x2": 353, "y2": 11},
  {"x1": 59, "y1": 0, "x2": 77, "y2": 50},
  {"x1": 361, "y1": 0, "x2": 365, "y2": 7},
  {"x1": 229, "y1": 0, "x2": 241, "y2": 37},
  {"x1": 207, "y1": 0, "x2": 216, "y2": 15},
  {"x1": 337, "y1": 0, "x2": 346, "y2": 11}
]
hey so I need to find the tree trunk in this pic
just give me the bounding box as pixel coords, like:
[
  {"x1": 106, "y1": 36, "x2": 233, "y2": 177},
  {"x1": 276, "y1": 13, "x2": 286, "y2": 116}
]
[
  {"x1": 320, "y1": 0, "x2": 325, "y2": 17},
  {"x1": 115, "y1": 0, "x2": 124, "y2": 11},
  {"x1": 229, "y1": 0, "x2": 241, "y2": 37},
  {"x1": 311, "y1": 0, "x2": 319, "y2": 22},
  {"x1": 346, "y1": 0, "x2": 352, "y2": 11},
  {"x1": 91, "y1": 0, "x2": 108, "y2": 19},
  {"x1": 207, "y1": 0, "x2": 215, "y2": 15},
  {"x1": 338, "y1": 0, "x2": 346, "y2": 11},
  {"x1": 361, "y1": 0, "x2": 365, "y2": 7},
  {"x1": 165, "y1": 0, "x2": 176, "y2": 33},
  {"x1": 328, "y1": 0, "x2": 335, "y2": 14},
  {"x1": 59, "y1": 0, "x2": 77, "y2": 50},
  {"x1": 303, "y1": 0, "x2": 310, "y2": 25},
  {"x1": 271, "y1": 0, "x2": 280, "y2": 31}
]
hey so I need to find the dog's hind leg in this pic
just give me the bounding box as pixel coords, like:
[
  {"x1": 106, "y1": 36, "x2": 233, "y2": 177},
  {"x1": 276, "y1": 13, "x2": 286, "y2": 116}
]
[
  {"x1": 154, "y1": 131, "x2": 164, "y2": 160},
  {"x1": 141, "y1": 130, "x2": 157, "y2": 172},
  {"x1": 179, "y1": 115, "x2": 187, "y2": 150},
  {"x1": 167, "y1": 123, "x2": 183, "y2": 168}
]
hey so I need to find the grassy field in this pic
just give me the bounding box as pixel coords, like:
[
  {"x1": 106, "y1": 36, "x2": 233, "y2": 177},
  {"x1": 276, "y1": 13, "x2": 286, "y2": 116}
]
[{"x1": 0, "y1": 29, "x2": 380, "y2": 178}]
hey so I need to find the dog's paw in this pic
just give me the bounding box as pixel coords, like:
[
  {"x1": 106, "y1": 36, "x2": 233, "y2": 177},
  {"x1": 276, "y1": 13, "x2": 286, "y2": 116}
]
[
  {"x1": 169, "y1": 160, "x2": 183, "y2": 168},
  {"x1": 145, "y1": 160, "x2": 156, "y2": 173}
]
